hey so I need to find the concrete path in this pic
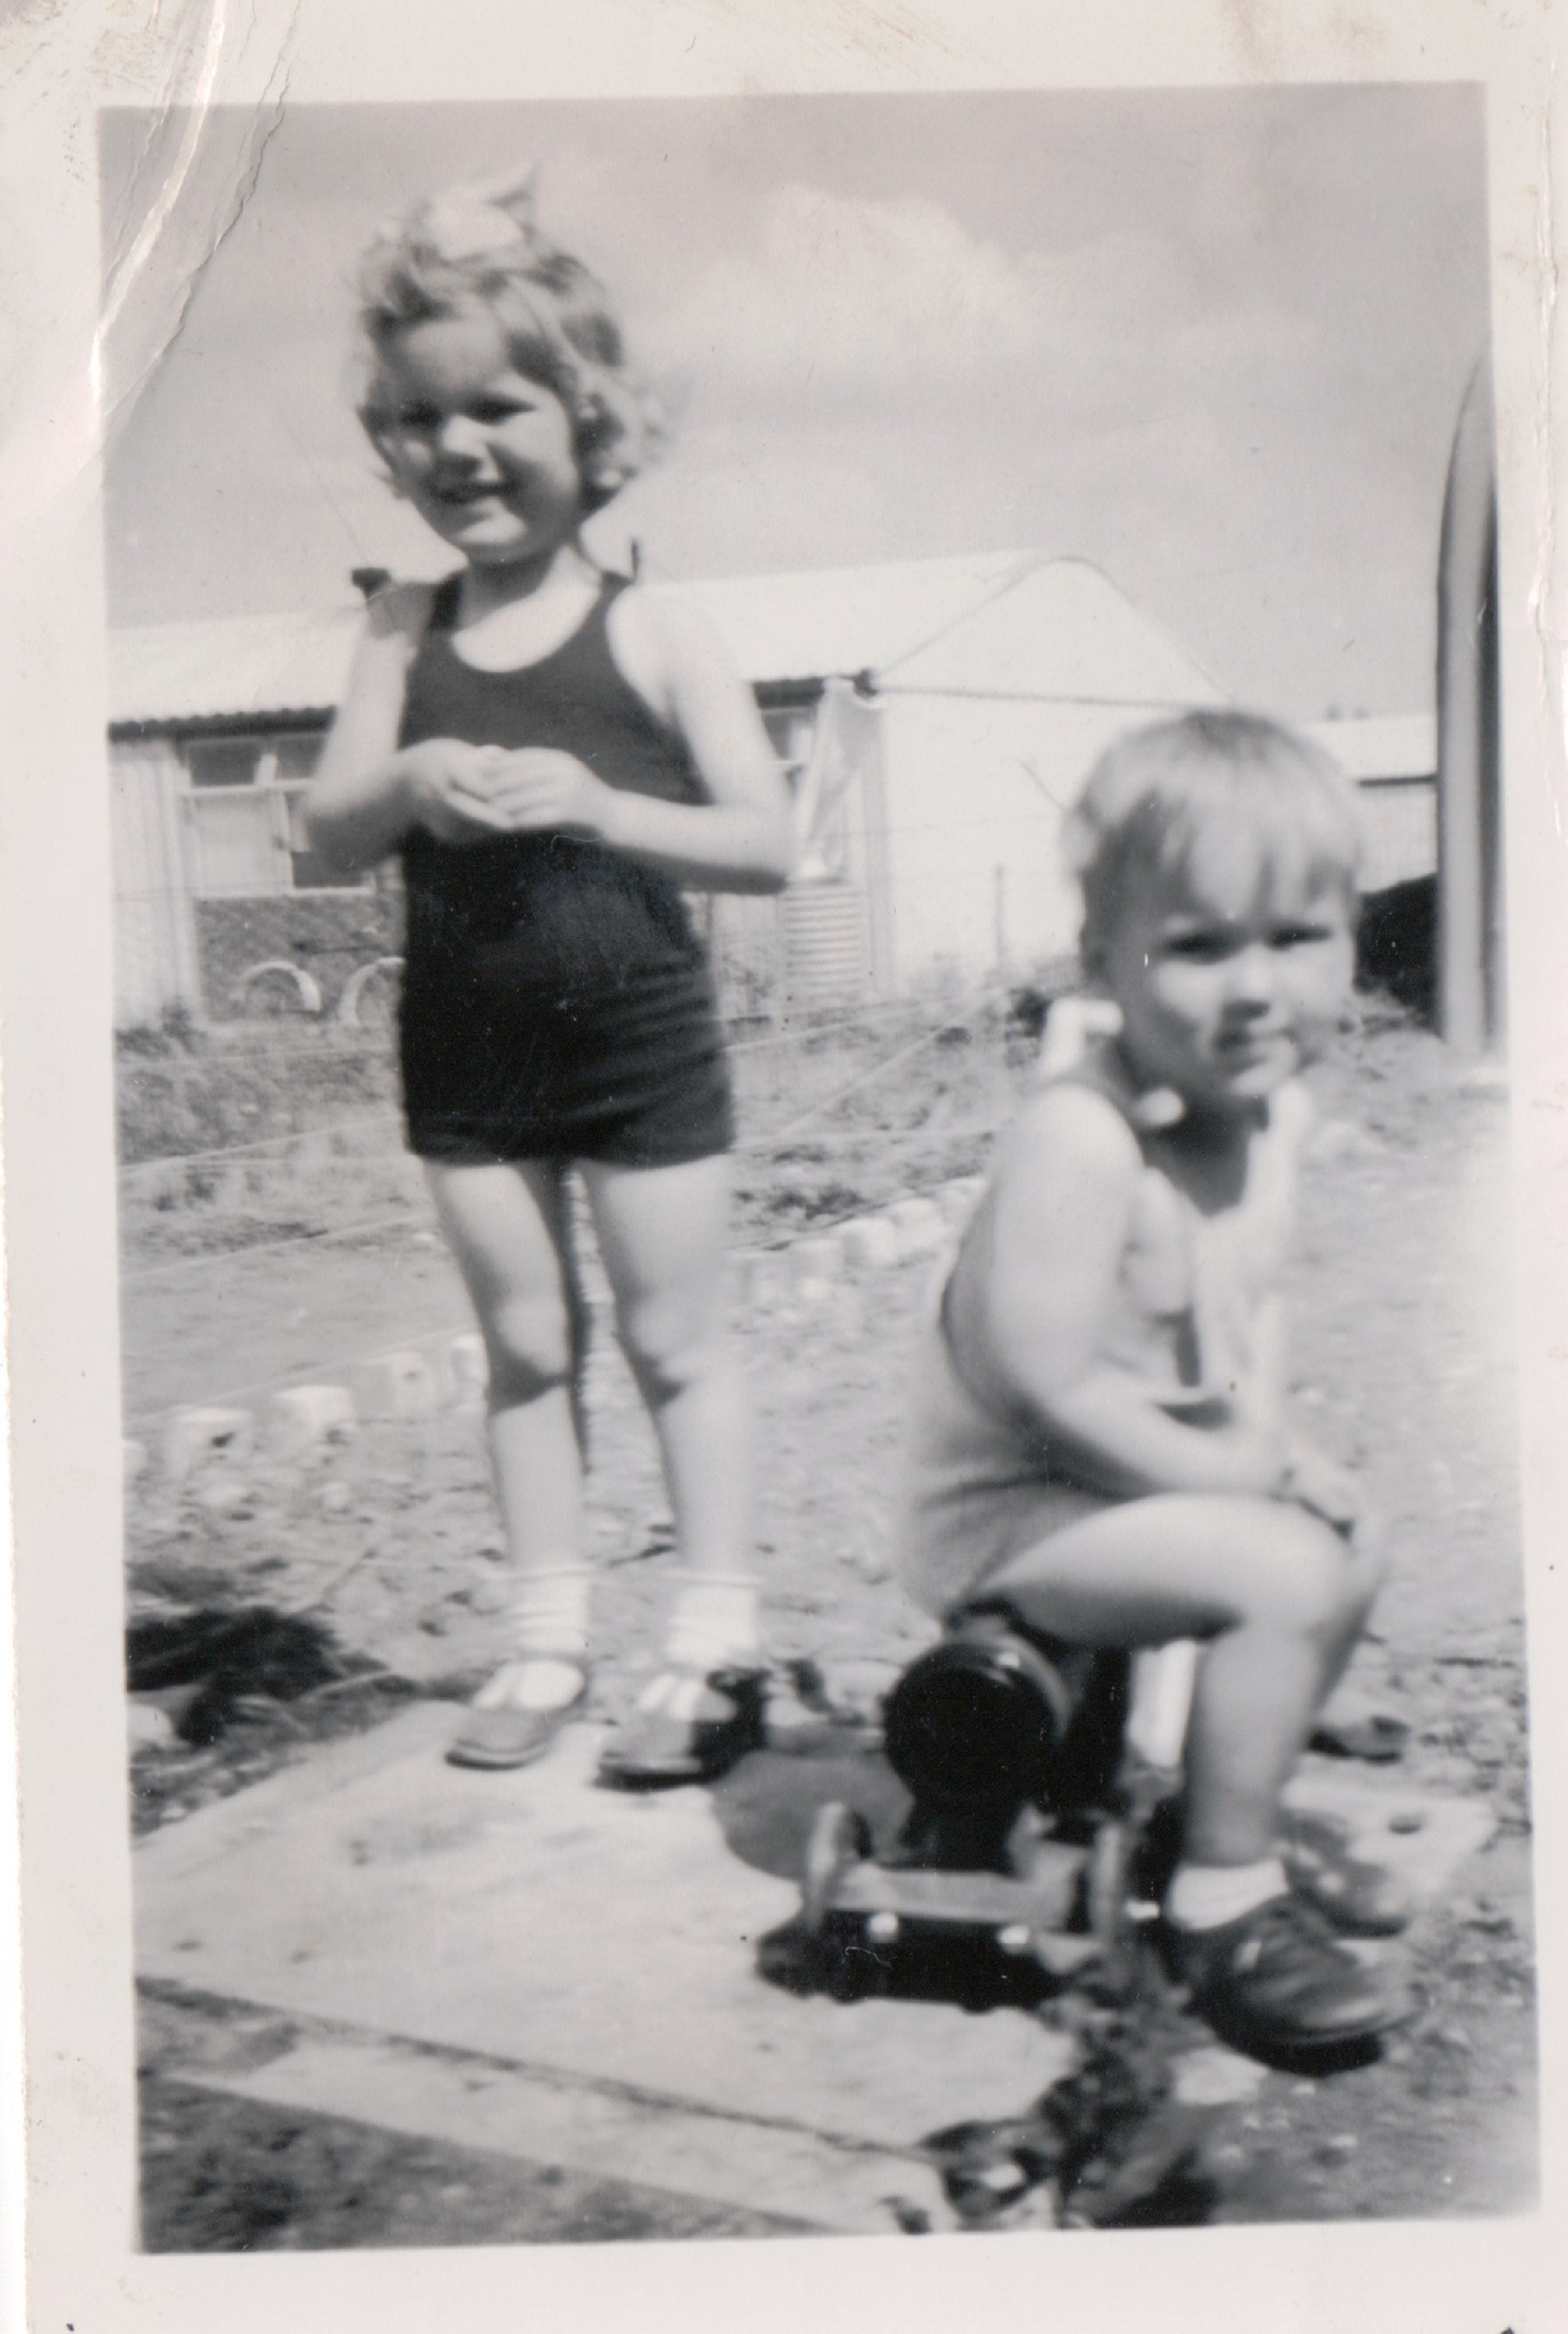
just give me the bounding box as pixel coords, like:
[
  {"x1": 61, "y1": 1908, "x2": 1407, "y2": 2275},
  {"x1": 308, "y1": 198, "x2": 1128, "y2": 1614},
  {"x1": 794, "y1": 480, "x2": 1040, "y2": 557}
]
[
  {"x1": 135, "y1": 1707, "x2": 1074, "y2": 2236},
  {"x1": 135, "y1": 1706, "x2": 1496, "y2": 2240}
]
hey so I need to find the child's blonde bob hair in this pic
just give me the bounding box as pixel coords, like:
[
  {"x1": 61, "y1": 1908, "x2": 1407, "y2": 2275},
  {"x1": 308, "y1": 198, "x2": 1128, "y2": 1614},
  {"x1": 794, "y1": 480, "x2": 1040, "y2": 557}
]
[
  {"x1": 354, "y1": 172, "x2": 663, "y2": 512},
  {"x1": 1064, "y1": 708, "x2": 1363, "y2": 964}
]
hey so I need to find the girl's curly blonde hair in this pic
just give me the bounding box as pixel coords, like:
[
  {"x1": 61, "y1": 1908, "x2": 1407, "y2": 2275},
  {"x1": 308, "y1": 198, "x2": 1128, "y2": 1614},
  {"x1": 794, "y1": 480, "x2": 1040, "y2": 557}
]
[{"x1": 354, "y1": 171, "x2": 663, "y2": 512}]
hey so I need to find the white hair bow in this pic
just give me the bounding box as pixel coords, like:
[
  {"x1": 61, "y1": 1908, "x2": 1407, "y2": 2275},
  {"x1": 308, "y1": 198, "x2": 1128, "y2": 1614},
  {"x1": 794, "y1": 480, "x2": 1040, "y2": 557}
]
[{"x1": 399, "y1": 168, "x2": 540, "y2": 263}]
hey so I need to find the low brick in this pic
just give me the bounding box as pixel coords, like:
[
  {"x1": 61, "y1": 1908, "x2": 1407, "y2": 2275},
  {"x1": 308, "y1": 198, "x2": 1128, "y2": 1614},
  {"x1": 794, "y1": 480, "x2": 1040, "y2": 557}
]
[
  {"x1": 733, "y1": 1250, "x2": 787, "y2": 1310},
  {"x1": 354, "y1": 1349, "x2": 443, "y2": 1419},
  {"x1": 838, "y1": 1215, "x2": 901, "y2": 1271},
  {"x1": 936, "y1": 1177, "x2": 986, "y2": 1225},
  {"x1": 445, "y1": 1333, "x2": 488, "y2": 1399},
  {"x1": 267, "y1": 1383, "x2": 358, "y2": 1457},
  {"x1": 886, "y1": 1196, "x2": 947, "y2": 1259},
  {"x1": 162, "y1": 1406, "x2": 254, "y2": 1483},
  {"x1": 788, "y1": 1233, "x2": 843, "y2": 1297}
]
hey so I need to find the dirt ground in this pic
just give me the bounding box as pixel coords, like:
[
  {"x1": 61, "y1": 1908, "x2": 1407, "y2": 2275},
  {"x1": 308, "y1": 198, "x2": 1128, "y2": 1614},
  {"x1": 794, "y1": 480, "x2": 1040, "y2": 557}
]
[{"x1": 124, "y1": 1009, "x2": 1536, "y2": 2241}]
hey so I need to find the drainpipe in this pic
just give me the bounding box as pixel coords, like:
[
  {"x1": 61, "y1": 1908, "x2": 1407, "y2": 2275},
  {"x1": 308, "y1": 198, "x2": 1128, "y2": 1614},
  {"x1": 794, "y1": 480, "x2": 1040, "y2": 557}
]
[{"x1": 1435, "y1": 357, "x2": 1501, "y2": 1053}]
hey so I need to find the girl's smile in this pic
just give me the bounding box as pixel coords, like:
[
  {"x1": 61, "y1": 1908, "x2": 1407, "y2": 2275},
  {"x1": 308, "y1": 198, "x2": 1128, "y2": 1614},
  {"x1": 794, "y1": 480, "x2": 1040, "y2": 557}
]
[{"x1": 366, "y1": 311, "x2": 586, "y2": 569}]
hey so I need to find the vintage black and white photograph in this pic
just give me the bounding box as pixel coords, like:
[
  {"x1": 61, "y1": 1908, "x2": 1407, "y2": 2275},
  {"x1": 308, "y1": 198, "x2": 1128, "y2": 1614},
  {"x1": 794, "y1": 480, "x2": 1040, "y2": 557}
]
[{"x1": 92, "y1": 71, "x2": 1532, "y2": 2262}]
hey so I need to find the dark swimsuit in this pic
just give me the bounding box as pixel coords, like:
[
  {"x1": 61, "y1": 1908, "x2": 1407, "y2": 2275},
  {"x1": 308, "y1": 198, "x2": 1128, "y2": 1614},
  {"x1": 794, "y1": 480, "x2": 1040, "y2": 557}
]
[{"x1": 396, "y1": 573, "x2": 734, "y2": 1167}]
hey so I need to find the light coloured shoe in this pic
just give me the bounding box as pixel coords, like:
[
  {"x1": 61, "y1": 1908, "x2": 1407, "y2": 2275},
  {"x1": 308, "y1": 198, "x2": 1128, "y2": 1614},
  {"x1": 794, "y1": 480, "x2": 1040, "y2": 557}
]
[{"x1": 446, "y1": 1662, "x2": 589, "y2": 1772}]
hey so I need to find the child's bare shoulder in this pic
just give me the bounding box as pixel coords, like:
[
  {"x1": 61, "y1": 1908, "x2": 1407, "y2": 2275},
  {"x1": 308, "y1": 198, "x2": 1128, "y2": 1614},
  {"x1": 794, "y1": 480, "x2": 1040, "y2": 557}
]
[
  {"x1": 608, "y1": 577, "x2": 725, "y2": 672},
  {"x1": 995, "y1": 1078, "x2": 1144, "y2": 1208}
]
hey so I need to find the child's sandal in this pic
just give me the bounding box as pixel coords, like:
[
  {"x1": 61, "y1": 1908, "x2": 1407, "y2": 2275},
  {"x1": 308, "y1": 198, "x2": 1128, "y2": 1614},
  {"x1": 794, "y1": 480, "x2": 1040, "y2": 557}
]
[
  {"x1": 446, "y1": 1659, "x2": 590, "y2": 1772},
  {"x1": 597, "y1": 1663, "x2": 768, "y2": 1789}
]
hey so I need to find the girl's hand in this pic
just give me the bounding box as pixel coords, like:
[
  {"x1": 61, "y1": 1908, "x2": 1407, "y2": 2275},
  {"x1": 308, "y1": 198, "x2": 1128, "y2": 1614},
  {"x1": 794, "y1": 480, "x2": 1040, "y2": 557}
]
[
  {"x1": 400, "y1": 739, "x2": 512, "y2": 845},
  {"x1": 460, "y1": 748, "x2": 615, "y2": 842}
]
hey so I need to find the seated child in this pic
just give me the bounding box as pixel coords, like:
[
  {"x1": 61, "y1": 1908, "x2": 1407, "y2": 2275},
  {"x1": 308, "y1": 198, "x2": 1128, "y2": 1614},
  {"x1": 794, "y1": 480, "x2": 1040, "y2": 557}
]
[{"x1": 899, "y1": 708, "x2": 1405, "y2": 2058}]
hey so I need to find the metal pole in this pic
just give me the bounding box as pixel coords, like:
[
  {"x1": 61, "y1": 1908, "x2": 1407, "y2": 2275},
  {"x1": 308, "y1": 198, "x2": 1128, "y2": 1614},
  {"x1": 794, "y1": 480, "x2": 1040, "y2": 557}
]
[{"x1": 1436, "y1": 357, "x2": 1501, "y2": 1052}]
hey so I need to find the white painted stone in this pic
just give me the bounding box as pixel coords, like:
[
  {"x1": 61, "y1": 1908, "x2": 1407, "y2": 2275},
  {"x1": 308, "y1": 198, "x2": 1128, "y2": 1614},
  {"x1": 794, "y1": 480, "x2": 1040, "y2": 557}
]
[
  {"x1": 354, "y1": 1350, "x2": 443, "y2": 1420},
  {"x1": 445, "y1": 1333, "x2": 488, "y2": 1400},
  {"x1": 886, "y1": 1196, "x2": 947, "y2": 1259},
  {"x1": 838, "y1": 1215, "x2": 901, "y2": 1271},
  {"x1": 267, "y1": 1384, "x2": 357, "y2": 1458},
  {"x1": 128, "y1": 1701, "x2": 177, "y2": 1750},
  {"x1": 1170, "y1": 2045, "x2": 1267, "y2": 2106},
  {"x1": 788, "y1": 1233, "x2": 842, "y2": 1297},
  {"x1": 936, "y1": 1176, "x2": 986, "y2": 1225},
  {"x1": 162, "y1": 1406, "x2": 255, "y2": 1484},
  {"x1": 191, "y1": 1475, "x2": 255, "y2": 1518},
  {"x1": 733, "y1": 1250, "x2": 787, "y2": 1310}
]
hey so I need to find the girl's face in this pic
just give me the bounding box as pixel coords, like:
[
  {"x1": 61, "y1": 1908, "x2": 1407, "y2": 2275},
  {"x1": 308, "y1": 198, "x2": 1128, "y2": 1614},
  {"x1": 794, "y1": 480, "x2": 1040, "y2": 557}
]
[
  {"x1": 367, "y1": 310, "x2": 585, "y2": 567},
  {"x1": 1094, "y1": 839, "x2": 1354, "y2": 1114}
]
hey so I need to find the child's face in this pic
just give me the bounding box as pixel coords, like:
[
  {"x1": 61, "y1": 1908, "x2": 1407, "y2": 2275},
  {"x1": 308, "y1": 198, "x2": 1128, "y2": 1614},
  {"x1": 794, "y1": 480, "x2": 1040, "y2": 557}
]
[
  {"x1": 366, "y1": 310, "x2": 584, "y2": 567},
  {"x1": 1095, "y1": 843, "x2": 1354, "y2": 1114}
]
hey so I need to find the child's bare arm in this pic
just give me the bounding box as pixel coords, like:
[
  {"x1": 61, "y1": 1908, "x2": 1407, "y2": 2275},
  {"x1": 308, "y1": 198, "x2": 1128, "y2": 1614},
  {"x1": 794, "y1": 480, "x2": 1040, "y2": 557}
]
[
  {"x1": 953, "y1": 1085, "x2": 1288, "y2": 1501},
  {"x1": 305, "y1": 585, "x2": 501, "y2": 870},
  {"x1": 470, "y1": 587, "x2": 795, "y2": 892}
]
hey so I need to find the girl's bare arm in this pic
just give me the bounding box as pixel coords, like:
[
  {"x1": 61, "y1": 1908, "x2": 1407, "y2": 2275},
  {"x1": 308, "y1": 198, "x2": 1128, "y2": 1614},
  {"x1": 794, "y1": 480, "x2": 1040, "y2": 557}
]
[
  {"x1": 304, "y1": 585, "x2": 499, "y2": 870},
  {"x1": 952, "y1": 1085, "x2": 1288, "y2": 1501}
]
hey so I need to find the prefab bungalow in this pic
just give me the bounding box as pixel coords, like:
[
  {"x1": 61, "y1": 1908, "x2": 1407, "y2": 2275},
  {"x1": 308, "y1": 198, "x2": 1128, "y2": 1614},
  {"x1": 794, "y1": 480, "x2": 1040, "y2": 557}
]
[{"x1": 106, "y1": 551, "x2": 1438, "y2": 1028}]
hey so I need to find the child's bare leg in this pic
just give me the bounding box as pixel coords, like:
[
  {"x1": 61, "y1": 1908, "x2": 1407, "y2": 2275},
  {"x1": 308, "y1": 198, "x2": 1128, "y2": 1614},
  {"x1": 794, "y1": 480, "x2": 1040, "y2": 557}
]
[
  {"x1": 985, "y1": 1493, "x2": 1385, "y2": 1865},
  {"x1": 583, "y1": 1154, "x2": 757, "y2": 1667},
  {"x1": 988, "y1": 1494, "x2": 1400, "y2": 2050},
  {"x1": 426, "y1": 1159, "x2": 592, "y2": 1717}
]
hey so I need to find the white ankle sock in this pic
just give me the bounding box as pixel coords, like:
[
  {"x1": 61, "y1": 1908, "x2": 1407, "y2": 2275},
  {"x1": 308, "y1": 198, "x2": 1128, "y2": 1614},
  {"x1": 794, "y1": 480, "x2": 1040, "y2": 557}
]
[
  {"x1": 507, "y1": 1566, "x2": 594, "y2": 1665},
  {"x1": 1165, "y1": 1857, "x2": 1289, "y2": 1931},
  {"x1": 663, "y1": 1574, "x2": 762, "y2": 1671}
]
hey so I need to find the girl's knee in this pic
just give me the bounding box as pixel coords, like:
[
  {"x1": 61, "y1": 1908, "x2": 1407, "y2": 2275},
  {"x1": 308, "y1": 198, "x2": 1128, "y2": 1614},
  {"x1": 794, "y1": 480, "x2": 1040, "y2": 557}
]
[
  {"x1": 617, "y1": 1294, "x2": 726, "y2": 1405},
  {"x1": 483, "y1": 1293, "x2": 578, "y2": 1402},
  {"x1": 1343, "y1": 1509, "x2": 1389, "y2": 1612},
  {"x1": 1249, "y1": 1506, "x2": 1369, "y2": 1637}
]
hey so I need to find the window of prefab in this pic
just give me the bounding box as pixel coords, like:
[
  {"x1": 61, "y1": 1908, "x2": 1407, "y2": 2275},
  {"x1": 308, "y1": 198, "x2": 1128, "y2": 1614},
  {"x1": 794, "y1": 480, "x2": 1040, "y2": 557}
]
[
  {"x1": 761, "y1": 705, "x2": 816, "y2": 784},
  {"x1": 185, "y1": 732, "x2": 324, "y2": 788},
  {"x1": 180, "y1": 727, "x2": 367, "y2": 895},
  {"x1": 186, "y1": 736, "x2": 264, "y2": 788}
]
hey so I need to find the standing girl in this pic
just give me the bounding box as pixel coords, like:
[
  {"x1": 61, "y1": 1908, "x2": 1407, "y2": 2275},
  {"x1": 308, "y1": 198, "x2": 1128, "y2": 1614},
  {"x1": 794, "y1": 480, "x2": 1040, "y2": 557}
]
[{"x1": 307, "y1": 175, "x2": 794, "y2": 1782}]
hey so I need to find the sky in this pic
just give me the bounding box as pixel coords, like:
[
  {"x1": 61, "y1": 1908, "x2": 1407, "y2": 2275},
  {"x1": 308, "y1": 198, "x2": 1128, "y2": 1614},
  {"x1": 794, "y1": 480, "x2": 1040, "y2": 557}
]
[{"x1": 100, "y1": 86, "x2": 1489, "y2": 719}]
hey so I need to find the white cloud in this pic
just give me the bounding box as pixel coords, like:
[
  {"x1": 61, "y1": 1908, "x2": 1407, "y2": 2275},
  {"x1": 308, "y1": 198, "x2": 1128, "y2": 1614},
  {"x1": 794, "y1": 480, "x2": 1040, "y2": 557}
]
[{"x1": 647, "y1": 183, "x2": 1051, "y2": 405}]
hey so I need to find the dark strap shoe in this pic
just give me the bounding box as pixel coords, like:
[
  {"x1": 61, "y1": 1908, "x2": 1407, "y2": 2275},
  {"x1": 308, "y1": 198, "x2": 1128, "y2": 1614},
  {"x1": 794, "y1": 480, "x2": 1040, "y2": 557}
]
[
  {"x1": 1161, "y1": 1891, "x2": 1411, "y2": 2059},
  {"x1": 597, "y1": 1664, "x2": 768, "y2": 1789}
]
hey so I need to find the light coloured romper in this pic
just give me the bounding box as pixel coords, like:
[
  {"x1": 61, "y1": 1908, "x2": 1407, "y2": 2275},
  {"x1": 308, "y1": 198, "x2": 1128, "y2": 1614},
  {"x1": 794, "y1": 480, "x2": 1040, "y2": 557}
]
[{"x1": 898, "y1": 1043, "x2": 1310, "y2": 1624}]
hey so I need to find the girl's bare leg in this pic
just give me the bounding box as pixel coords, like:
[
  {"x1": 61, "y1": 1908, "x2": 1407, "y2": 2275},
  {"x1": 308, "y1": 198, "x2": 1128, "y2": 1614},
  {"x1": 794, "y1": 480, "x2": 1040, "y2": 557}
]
[
  {"x1": 582, "y1": 1154, "x2": 755, "y2": 1593},
  {"x1": 426, "y1": 1158, "x2": 591, "y2": 1710},
  {"x1": 985, "y1": 1493, "x2": 1385, "y2": 1866}
]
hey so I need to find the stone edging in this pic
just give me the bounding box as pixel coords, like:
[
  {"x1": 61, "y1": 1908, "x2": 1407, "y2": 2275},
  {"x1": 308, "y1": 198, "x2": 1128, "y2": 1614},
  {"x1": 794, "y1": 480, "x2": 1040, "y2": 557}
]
[{"x1": 125, "y1": 1177, "x2": 986, "y2": 1489}]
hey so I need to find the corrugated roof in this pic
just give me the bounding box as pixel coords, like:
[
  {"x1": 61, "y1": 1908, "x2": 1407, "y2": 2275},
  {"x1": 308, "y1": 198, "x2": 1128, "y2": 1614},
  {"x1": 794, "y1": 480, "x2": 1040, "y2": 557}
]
[
  {"x1": 106, "y1": 555, "x2": 1432, "y2": 755},
  {"x1": 685, "y1": 547, "x2": 1036, "y2": 686},
  {"x1": 108, "y1": 607, "x2": 365, "y2": 729},
  {"x1": 108, "y1": 550, "x2": 1227, "y2": 729},
  {"x1": 881, "y1": 558, "x2": 1227, "y2": 706}
]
